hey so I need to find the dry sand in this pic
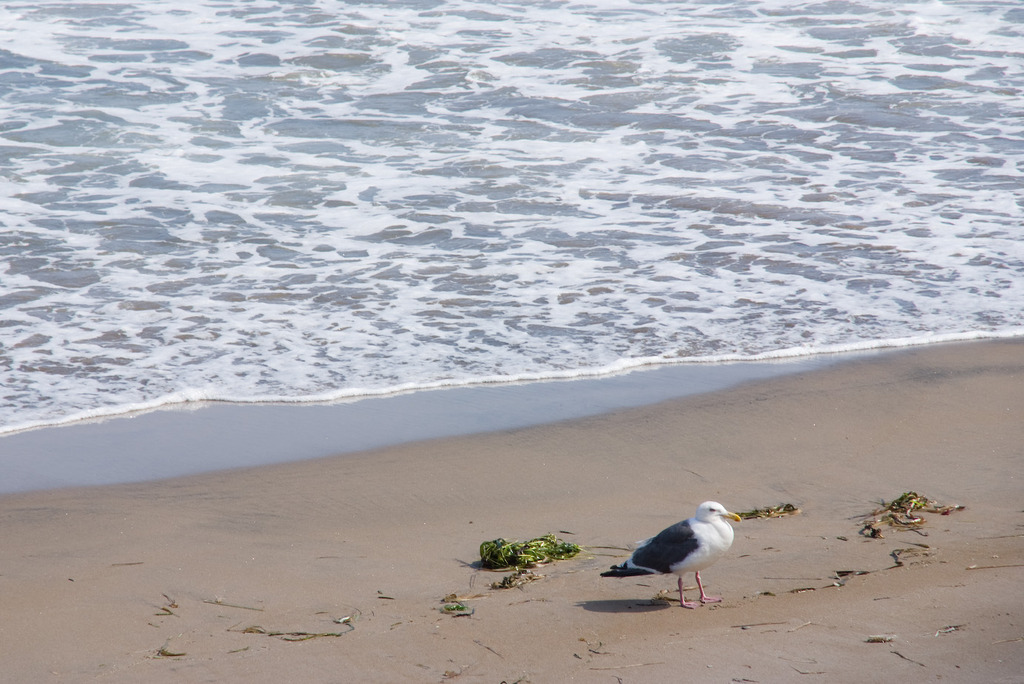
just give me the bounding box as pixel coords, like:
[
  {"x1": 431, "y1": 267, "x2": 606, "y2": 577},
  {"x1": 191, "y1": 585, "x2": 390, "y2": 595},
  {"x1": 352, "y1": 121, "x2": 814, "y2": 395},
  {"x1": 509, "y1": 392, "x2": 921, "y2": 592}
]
[{"x1": 1, "y1": 339, "x2": 1022, "y2": 683}]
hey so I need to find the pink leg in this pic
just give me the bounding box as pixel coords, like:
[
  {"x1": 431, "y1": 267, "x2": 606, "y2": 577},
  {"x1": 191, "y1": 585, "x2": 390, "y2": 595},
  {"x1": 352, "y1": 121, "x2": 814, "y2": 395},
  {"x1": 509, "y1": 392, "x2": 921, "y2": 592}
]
[
  {"x1": 695, "y1": 571, "x2": 723, "y2": 604},
  {"x1": 677, "y1": 576, "x2": 700, "y2": 609}
]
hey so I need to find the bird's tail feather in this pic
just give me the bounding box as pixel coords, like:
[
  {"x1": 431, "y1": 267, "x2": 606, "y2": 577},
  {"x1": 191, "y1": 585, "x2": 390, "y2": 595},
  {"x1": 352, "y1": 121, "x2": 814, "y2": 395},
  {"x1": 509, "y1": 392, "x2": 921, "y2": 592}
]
[{"x1": 601, "y1": 563, "x2": 654, "y2": 578}]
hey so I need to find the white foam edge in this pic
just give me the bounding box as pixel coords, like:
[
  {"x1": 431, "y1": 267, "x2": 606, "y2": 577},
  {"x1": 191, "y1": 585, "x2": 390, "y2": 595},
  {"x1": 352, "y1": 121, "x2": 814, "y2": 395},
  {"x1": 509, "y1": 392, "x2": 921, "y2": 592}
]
[{"x1": 3, "y1": 328, "x2": 1022, "y2": 438}]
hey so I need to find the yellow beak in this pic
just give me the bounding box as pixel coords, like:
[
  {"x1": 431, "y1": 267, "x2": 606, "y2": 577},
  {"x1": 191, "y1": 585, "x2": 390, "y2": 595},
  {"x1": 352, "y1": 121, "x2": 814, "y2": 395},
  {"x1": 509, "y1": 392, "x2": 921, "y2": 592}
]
[{"x1": 726, "y1": 512, "x2": 742, "y2": 522}]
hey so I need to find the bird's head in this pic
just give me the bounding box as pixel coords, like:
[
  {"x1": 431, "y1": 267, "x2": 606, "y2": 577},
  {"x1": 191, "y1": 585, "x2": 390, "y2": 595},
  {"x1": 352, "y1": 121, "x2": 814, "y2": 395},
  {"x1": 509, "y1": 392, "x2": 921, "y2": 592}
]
[{"x1": 696, "y1": 501, "x2": 742, "y2": 523}]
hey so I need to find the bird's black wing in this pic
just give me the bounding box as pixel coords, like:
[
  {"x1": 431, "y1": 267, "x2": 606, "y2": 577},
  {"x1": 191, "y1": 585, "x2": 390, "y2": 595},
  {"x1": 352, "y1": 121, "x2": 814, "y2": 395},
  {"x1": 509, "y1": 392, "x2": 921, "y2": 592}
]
[{"x1": 628, "y1": 520, "x2": 700, "y2": 574}]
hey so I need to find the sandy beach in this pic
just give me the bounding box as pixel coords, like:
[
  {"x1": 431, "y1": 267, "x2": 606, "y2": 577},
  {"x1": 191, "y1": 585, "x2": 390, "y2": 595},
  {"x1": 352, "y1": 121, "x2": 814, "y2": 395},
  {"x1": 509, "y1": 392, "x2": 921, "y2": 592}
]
[{"x1": 1, "y1": 338, "x2": 1022, "y2": 683}]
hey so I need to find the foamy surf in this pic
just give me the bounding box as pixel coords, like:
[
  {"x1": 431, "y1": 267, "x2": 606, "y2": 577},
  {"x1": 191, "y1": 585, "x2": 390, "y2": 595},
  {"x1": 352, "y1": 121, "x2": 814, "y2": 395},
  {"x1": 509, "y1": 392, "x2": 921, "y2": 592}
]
[
  {"x1": 1, "y1": 0, "x2": 1022, "y2": 435},
  {"x1": 3, "y1": 329, "x2": 1020, "y2": 437}
]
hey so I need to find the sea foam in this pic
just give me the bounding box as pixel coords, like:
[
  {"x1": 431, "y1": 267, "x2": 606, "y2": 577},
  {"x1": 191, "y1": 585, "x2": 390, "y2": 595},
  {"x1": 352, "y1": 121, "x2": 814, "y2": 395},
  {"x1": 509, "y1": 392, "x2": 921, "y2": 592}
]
[{"x1": 1, "y1": 0, "x2": 1022, "y2": 435}]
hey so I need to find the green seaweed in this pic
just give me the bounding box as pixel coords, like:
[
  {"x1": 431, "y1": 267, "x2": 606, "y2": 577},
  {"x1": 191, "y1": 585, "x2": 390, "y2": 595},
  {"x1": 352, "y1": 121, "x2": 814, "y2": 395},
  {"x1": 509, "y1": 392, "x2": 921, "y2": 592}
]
[
  {"x1": 479, "y1": 534, "x2": 580, "y2": 570},
  {"x1": 490, "y1": 569, "x2": 543, "y2": 589},
  {"x1": 861, "y1": 491, "x2": 964, "y2": 538},
  {"x1": 737, "y1": 503, "x2": 801, "y2": 520},
  {"x1": 885, "y1": 491, "x2": 933, "y2": 516},
  {"x1": 440, "y1": 602, "x2": 474, "y2": 616}
]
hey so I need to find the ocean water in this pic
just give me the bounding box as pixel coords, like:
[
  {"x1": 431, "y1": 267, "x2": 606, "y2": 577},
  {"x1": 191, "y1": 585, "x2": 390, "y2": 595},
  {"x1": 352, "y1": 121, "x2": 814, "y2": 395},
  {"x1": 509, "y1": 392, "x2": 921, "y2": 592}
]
[{"x1": 2, "y1": 0, "x2": 1023, "y2": 436}]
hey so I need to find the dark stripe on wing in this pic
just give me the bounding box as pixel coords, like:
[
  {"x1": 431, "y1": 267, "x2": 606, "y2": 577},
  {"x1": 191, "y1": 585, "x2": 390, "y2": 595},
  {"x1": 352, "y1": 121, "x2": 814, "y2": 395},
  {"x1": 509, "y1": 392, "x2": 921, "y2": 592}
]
[{"x1": 629, "y1": 520, "x2": 699, "y2": 574}]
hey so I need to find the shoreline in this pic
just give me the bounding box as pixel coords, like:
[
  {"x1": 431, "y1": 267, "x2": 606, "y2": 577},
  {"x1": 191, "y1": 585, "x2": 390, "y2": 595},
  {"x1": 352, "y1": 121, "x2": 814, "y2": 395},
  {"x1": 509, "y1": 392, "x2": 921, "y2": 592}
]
[
  {"x1": 1, "y1": 338, "x2": 1021, "y2": 682},
  {"x1": 8, "y1": 333, "x2": 1022, "y2": 494},
  {"x1": 3, "y1": 351, "x2": 851, "y2": 494}
]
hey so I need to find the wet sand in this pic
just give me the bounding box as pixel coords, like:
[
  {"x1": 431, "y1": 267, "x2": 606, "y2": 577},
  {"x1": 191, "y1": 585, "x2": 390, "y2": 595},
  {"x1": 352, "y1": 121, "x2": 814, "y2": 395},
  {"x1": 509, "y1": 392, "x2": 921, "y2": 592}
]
[{"x1": 1, "y1": 338, "x2": 1021, "y2": 682}]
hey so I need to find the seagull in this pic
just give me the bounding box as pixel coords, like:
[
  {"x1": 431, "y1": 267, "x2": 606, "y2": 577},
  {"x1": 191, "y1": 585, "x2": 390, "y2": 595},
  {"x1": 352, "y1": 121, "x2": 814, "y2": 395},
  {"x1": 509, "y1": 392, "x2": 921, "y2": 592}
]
[{"x1": 601, "y1": 501, "x2": 741, "y2": 608}]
